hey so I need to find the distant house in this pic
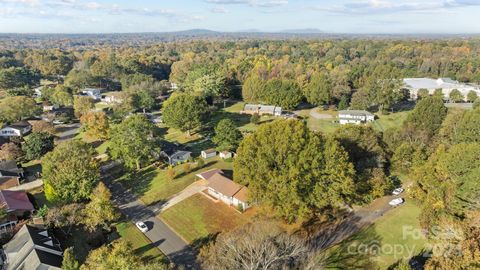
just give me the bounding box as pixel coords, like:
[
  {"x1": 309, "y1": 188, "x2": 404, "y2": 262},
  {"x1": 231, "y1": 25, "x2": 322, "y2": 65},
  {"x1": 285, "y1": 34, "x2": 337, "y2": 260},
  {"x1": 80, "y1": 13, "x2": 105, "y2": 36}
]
[
  {"x1": 219, "y1": 151, "x2": 233, "y2": 159},
  {"x1": 241, "y1": 104, "x2": 282, "y2": 116},
  {"x1": 2, "y1": 225, "x2": 63, "y2": 270},
  {"x1": 206, "y1": 172, "x2": 249, "y2": 210},
  {"x1": 0, "y1": 161, "x2": 25, "y2": 179},
  {"x1": 338, "y1": 110, "x2": 375, "y2": 125},
  {"x1": 159, "y1": 142, "x2": 191, "y2": 165},
  {"x1": 403, "y1": 78, "x2": 480, "y2": 101},
  {"x1": 0, "y1": 122, "x2": 32, "y2": 137},
  {"x1": 81, "y1": 88, "x2": 102, "y2": 100},
  {"x1": 201, "y1": 149, "x2": 216, "y2": 159},
  {"x1": 42, "y1": 102, "x2": 60, "y2": 112},
  {"x1": 102, "y1": 92, "x2": 124, "y2": 104}
]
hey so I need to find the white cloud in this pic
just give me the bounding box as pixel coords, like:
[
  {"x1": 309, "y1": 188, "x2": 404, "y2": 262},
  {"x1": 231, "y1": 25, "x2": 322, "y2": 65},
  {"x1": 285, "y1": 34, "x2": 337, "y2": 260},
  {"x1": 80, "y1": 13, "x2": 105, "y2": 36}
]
[
  {"x1": 317, "y1": 0, "x2": 480, "y2": 15},
  {"x1": 205, "y1": 0, "x2": 288, "y2": 8},
  {"x1": 210, "y1": 6, "x2": 229, "y2": 13}
]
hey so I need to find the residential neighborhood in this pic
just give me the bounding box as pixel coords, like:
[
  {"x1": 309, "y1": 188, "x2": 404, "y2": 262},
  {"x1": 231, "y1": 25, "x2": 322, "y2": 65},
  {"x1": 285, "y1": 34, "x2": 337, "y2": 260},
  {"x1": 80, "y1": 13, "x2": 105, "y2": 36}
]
[{"x1": 0, "y1": 3, "x2": 479, "y2": 270}]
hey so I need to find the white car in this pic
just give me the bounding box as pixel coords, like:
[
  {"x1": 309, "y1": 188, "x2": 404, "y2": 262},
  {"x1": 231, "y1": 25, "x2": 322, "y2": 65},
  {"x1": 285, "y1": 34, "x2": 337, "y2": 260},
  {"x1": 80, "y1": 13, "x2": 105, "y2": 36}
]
[
  {"x1": 389, "y1": 198, "x2": 405, "y2": 206},
  {"x1": 135, "y1": 221, "x2": 149, "y2": 233},
  {"x1": 392, "y1": 188, "x2": 404, "y2": 196}
]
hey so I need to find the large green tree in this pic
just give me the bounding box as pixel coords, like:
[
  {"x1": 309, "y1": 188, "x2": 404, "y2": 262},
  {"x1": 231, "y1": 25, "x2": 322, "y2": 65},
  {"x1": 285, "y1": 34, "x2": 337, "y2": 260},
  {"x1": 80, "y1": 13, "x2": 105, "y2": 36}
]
[
  {"x1": 42, "y1": 140, "x2": 99, "y2": 204},
  {"x1": 234, "y1": 120, "x2": 355, "y2": 222},
  {"x1": 109, "y1": 115, "x2": 158, "y2": 170},
  {"x1": 304, "y1": 71, "x2": 332, "y2": 106},
  {"x1": 0, "y1": 67, "x2": 40, "y2": 90},
  {"x1": 212, "y1": 119, "x2": 242, "y2": 151},
  {"x1": 22, "y1": 132, "x2": 54, "y2": 161},
  {"x1": 453, "y1": 107, "x2": 480, "y2": 143},
  {"x1": 162, "y1": 93, "x2": 208, "y2": 136},
  {"x1": 83, "y1": 182, "x2": 118, "y2": 231},
  {"x1": 0, "y1": 96, "x2": 40, "y2": 122},
  {"x1": 405, "y1": 96, "x2": 448, "y2": 139}
]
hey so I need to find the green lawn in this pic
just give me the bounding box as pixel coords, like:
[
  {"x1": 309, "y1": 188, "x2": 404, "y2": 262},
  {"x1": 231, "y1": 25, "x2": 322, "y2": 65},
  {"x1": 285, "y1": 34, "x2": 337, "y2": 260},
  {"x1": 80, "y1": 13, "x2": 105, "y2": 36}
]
[
  {"x1": 326, "y1": 200, "x2": 427, "y2": 269},
  {"x1": 160, "y1": 194, "x2": 249, "y2": 244},
  {"x1": 304, "y1": 108, "x2": 412, "y2": 134},
  {"x1": 116, "y1": 221, "x2": 168, "y2": 263},
  {"x1": 118, "y1": 157, "x2": 233, "y2": 205}
]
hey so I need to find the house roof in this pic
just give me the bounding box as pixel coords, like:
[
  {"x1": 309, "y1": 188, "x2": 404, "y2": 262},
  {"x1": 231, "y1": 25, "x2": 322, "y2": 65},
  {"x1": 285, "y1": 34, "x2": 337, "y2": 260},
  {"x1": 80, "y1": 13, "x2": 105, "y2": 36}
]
[
  {"x1": 207, "y1": 173, "x2": 247, "y2": 201},
  {"x1": 0, "y1": 190, "x2": 34, "y2": 212},
  {"x1": 7, "y1": 121, "x2": 31, "y2": 130},
  {"x1": 338, "y1": 110, "x2": 374, "y2": 117},
  {"x1": 3, "y1": 225, "x2": 63, "y2": 270},
  {"x1": 202, "y1": 148, "x2": 216, "y2": 154},
  {"x1": 233, "y1": 186, "x2": 249, "y2": 202},
  {"x1": 403, "y1": 78, "x2": 478, "y2": 90},
  {"x1": 0, "y1": 161, "x2": 23, "y2": 177},
  {"x1": 0, "y1": 177, "x2": 20, "y2": 189},
  {"x1": 196, "y1": 169, "x2": 223, "y2": 180}
]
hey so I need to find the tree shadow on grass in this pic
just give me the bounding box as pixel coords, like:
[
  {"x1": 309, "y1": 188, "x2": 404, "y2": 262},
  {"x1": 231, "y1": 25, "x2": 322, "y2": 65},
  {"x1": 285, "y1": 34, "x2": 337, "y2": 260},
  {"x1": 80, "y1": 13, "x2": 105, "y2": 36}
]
[
  {"x1": 173, "y1": 160, "x2": 217, "y2": 180},
  {"x1": 191, "y1": 232, "x2": 219, "y2": 251},
  {"x1": 200, "y1": 111, "x2": 251, "y2": 137},
  {"x1": 121, "y1": 167, "x2": 159, "y2": 197}
]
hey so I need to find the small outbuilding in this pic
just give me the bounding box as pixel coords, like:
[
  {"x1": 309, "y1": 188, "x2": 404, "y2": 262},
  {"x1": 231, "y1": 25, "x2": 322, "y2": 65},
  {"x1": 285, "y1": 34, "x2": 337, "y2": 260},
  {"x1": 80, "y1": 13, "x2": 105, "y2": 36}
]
[
  {"x1": 219, "y1": 151, "x2": 233, "y2": 159},
  {"x1": 201, "y1": 148, "x2": 217, "y2": 159}
]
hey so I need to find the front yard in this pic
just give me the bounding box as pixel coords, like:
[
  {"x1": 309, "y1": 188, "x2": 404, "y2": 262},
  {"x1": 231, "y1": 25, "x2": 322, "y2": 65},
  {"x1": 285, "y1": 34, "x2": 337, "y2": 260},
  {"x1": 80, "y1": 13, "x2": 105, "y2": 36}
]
[
  {"x1": 116, "y1": 221, "x2": 168, "y2": 263},
  {"x1": 159, "y1": 193, "x2": 251, "y2": 244},
  {"x1": 118, "y1": 157, "x2": 234, "y2": 205},
  {"x1": 325, "y1": 200, "x2": 428, "y2": 269}
]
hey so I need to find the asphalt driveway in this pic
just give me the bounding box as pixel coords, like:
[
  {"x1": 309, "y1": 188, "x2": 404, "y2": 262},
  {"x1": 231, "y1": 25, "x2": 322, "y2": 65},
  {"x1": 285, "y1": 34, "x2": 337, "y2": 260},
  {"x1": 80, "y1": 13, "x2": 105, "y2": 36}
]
[{"x1": 105, "y1": 180, "x2": 199, "y2": 269}]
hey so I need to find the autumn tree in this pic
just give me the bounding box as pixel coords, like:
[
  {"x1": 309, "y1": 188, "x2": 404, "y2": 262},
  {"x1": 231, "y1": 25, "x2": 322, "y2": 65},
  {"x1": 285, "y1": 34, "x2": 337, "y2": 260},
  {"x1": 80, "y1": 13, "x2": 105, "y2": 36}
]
[
  {"x1": 0, "y1": 142, "x2": 23, "y2": 161},
  {"x1": 201, "y1": 221, "x2": 308, "y2": 270},
  {"x1": 234, "y1": 120, "x2": 355, "y2": 221},
  {"x1": 212, "y1": 119, "x2": 242, "y2": 151},
  {"x1": 73, "y1": 96, "x2": 95, "y2": 118},
  {"x1": 109, "y1": 115, "x2": 158, "y2": 170},
  {"x1": 31, "y1": 120, "x2": 56, "y2": 135},
  {"x1": 162, "y1": 93, "x2": 208, "y2": 136},
  {"x1": 83, "y1": 182, "x2": 118, "y2": 231},
  {"x1": 80, "y1": 111, "x2": 109, "y2": 141},
  {"x1": 62, "y1": 247, "x2": 80, "y2": 270},
  {"x1": 42, "y1": 140, "x2": 99, "y2": 204},
  {"x1": 81, "y1": 240, "x2": 167, "y2": 270},
  {"x1": 22, "y1": 132, "x2": 54, "y2": 161},
  {"x1": 242, "y1": 75, "x2": 265, "y2": 103}
]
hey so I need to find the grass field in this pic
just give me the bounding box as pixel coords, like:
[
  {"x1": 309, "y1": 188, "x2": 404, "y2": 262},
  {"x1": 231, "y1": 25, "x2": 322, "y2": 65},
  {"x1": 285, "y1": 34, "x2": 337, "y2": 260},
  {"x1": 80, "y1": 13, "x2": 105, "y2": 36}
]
[
  {"x1": 116, "y1": 221, "x2": 168, "y2": 263},
  {"x1": 304, "y1": 108, "x2": 412, "y2": 134},
  {"x1": 160, "y1": 194, "x2": 249, "y2": 244},
  {"x1": 119, "y1": 157, "x2": 233, "y2": 205},
  {"x1": 326, "y1": 200, "x2": 427, "y2": 269}
]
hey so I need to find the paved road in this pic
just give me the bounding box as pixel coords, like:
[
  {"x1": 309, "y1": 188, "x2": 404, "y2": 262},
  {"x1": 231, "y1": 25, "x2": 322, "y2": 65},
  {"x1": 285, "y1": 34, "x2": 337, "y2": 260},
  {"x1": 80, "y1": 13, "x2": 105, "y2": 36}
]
[
  {"x1": 105, "y1": 179, "x2": 199, "y2": 269},
  {"x1": 55, "y1": 123, "x2": 81, "y2": 142}
]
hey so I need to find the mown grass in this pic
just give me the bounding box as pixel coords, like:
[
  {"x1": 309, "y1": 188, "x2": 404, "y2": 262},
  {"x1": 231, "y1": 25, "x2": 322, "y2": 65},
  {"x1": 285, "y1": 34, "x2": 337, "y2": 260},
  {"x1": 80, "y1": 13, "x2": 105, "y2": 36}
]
[
  {"x1": 118, "y1": 157, "x2": 233, "y2": 205},
  {"x1": 326, "y1": 200, "x2": 427, "y2": 269},
  {"x1": 159, "y1": 194, "x2": 249, "y2": 244}
]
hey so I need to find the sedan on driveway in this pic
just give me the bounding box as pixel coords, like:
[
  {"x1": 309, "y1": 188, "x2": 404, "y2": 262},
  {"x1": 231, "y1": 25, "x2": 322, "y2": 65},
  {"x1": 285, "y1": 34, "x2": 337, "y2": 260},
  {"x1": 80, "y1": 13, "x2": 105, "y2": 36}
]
[
  {"x1": 392, "y1": 188, "x2": 404, "y2": 196},
  {"x1": 136, "y1": 221, "x2": 149, "y2": 233},
  {"x1": 389, "y1": 198, "x2": 405, "y2": 207}
]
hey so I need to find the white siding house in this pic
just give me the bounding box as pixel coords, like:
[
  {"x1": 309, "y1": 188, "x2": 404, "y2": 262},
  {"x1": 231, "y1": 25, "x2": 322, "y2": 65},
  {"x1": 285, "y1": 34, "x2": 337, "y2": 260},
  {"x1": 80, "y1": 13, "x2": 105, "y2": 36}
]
[
  {"x1": 338, "y1": 110, "x2": 375, "y2": 125},
  {"x1": 205, "y1": 172, "x2": 249, "y2": 210},
  {"x1": 0, "y1": 122, "x2": 32, "y2": 137},
  {"x1": 82, "y1": 88, "x2": 102, "y2": 100},
  {"x1": 241, "y1": 104, "x2": 282, "y2": 116},
  {"x1": 201, "y1": 149, "x2": 216, "y2": 159}
]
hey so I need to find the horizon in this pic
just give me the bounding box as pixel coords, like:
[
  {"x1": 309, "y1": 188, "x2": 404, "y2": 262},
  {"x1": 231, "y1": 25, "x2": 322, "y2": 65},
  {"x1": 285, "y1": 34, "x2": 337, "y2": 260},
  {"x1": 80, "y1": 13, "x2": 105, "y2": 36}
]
[{"x1": 1, "y1": 0, "x2": 480, "y2": 34}]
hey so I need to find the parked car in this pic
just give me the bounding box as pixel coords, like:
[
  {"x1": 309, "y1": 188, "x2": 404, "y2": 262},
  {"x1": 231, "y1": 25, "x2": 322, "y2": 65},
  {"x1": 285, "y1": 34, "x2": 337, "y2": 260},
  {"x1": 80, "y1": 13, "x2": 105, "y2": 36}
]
[
  {"x1": 389, "y1": 198, "x2": 405, "y2": 206},
  {"x1": 135, "y1": 221, "x2": 148, "y2": 233},
  {"x1": 392, "y1": 188, "x2": 404, "y2": 196}
]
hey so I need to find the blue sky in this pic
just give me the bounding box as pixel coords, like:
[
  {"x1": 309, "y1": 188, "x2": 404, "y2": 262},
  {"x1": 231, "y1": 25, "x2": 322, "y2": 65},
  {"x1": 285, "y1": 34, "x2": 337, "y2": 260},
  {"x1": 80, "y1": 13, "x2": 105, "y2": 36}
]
[{"x1": 1, "y1": 0, "x2": 480, "y2": 33}]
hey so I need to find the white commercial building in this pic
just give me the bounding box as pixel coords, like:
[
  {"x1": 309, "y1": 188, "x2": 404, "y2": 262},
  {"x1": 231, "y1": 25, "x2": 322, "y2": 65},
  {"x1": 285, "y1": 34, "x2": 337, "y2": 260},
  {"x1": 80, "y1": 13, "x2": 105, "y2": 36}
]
[{"x1": 403, "y1": 78, "x2": 480, "y2": 101}]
